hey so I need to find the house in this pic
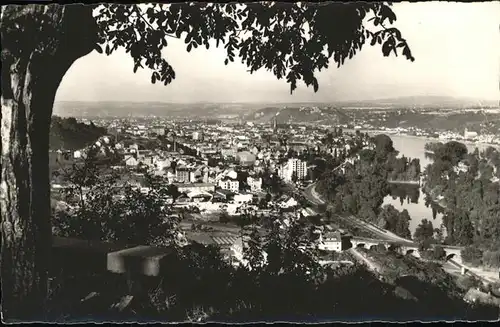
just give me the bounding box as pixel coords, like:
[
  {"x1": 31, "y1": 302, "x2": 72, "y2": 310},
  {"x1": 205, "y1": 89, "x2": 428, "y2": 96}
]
[
  {"x1": 176, "y1": 166, "x2": 196, "y2": 183},
  {"x1": 233, "y1": 192, "x2": 253, "y2": 205},
  {"x1": 174, "y1": 183, "x2": 216, "y2": 193},
  {"x1": 129, "y1": 143, "x2": 139, "y2": 153},
  {"x1": 218, "y1": 177, "x2": 240, "y2": 193},
  {"x1": 247, "y1": 176, "x2": 262, "y2": 192},
  {"x1": 317, "y1": 231, "x2": 343, "y2": 252},
  {"x1": 185, "y1": 190, "x2": 213, "y2": 203},
  {"x1": 124, "y1": 154, "x2": 138, "y2": 167},
  {"x1": 151, "y1": 127, "x2": 165, "y2": 136},
  {"x1": 278, "y1": 196, "x2": 298, "y2": 209},
  {"x1": 454, "y1": 161, "x2": 469, "y2": 174},
  {"x1": 215, "y1": 189, "x2": 235, "y2": 202},
  {"x1": 236, "y1": 151, "x2": 256, "y2": 166}
]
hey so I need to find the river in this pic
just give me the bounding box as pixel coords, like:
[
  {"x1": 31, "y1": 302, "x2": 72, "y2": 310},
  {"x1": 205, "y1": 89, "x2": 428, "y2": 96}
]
[{"x1": 357, "y1": 131, "x2": 499, "y2": 236}]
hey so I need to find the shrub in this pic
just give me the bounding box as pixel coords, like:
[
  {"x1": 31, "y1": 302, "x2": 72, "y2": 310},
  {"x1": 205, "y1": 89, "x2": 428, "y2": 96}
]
[
  {"x1": 461, "y1": 246, "x2": 484, "y2": 266},
  {"x1": 482, "y1": 250, "x2": 500, "y2": 268},
  {"x1": 456, "y1": 275, "x2": 482, "y2": 292}
]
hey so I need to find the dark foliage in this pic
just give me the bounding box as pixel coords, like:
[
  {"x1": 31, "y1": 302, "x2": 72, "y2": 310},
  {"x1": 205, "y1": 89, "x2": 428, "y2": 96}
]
[{"x1": 50, "y1": 116, "x2": 107, "y2": 150}]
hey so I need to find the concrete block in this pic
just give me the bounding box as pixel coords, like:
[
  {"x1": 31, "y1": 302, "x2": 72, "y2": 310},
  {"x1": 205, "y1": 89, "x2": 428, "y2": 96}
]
[{"x1": 107, "y1": 245, "x2": 174, "y2": 277}]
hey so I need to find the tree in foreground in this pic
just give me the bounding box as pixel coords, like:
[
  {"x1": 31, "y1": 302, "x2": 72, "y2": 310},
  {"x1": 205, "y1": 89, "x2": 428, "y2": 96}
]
[{"x1": 1, "y1": 2, "x2": 414, "y2": 320}]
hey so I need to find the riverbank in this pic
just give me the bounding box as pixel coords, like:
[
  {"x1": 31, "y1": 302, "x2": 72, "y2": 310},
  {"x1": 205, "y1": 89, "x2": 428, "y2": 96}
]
[{"x1": 346, "y1": 129, "x2": 500, "y2": 149}]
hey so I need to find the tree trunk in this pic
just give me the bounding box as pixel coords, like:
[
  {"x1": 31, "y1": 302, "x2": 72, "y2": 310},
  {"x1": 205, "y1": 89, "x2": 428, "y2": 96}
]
[{"x1": 1, "y1": 4, "x2": 98, "y2": 320}]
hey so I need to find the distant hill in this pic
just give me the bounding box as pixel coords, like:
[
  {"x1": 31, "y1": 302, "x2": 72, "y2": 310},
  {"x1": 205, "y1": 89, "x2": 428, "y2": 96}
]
[
  {"x1": 50, "y1": 116, "x2": 107, "y2": 150},
  {"x1": 242, "y1": 106, "x2": 351, "y2": 125},
  {"x1": 337, "y1": 96, "x2": 498, "y2": 109},
  {"x1": 53, "y1": 101, "x2": 262, "y2": 119},
  {"x1": 53, "y1": 97, "x2": 499, "y2": 119}
]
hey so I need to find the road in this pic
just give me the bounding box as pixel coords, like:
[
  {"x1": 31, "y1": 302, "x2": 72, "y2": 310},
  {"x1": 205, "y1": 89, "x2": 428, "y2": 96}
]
[
  {"x1": 347, "y1": 247, "x2": 383, "y2": 276},
  {"x1": 304, "y1": 179, "x2": 500, "y2": 283},
  {"x1": 303, "y1": 182, "x2": 415, "y2": 245},
  {"x1": 448, "y1": 259, "x2": 500, "y2": 284}
]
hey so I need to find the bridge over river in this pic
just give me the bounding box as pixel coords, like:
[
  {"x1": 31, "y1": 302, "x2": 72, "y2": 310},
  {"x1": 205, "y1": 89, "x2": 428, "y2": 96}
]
[{"x1": 349, "y1": 236, "x2": 464, "y2": 264}]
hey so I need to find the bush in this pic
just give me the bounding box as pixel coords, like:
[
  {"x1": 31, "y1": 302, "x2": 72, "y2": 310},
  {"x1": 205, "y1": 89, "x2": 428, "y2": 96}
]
[
  {"x1": 219, "y1": 213, "x2": 230, "y2": 224},
  {"x1": 461, "y1": 246, "x2": 484, "y2": 266},
  {"x1": 456, "y1": 275, "x2": 482, "y2": 292},
  {"x1": 482, "y1": 250, "x2": 500, "y2": 268},
  {"x1": 431, "y1": 245, "x2": 446, "y2": 260}
]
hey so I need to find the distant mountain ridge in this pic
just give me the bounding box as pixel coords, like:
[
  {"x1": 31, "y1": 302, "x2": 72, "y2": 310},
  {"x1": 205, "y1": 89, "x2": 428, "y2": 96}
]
[
  {"x1": 337, "y1": 96, "x2": 498, "y2": 108},
  {"x1": 53, "y1": 96, "x2": 498, "y2": 118},
  {"x1": 242, "y1": 106, "x2": 351, "y2": 125}
]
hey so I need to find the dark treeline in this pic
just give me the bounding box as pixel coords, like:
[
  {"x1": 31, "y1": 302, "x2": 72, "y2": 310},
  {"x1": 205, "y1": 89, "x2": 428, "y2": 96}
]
[
  {"x1": 389, "y1": 184, "x2": 420, "y2": 205},
  {"x1": 317, "y1": 134, "x2": 420, "y2": 239},
  {"x1": 46, "y1": 151, "x2": 499, "y2": 322},
  {"x1": 50, "y1": 116, "x2": 107, "y2": 150},
  {"x1": 424, "y1": 141, "x2": 500, "y2": 268}
]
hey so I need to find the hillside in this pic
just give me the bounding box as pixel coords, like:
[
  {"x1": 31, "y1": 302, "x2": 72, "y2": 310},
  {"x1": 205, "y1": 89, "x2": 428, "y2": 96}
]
[
  {"x1": 50, "y1": 116, "x2": 107, "y2": 150},
  {"x1": 243, "y1": 106, "x2": 351, "y2": 125},
  {"x1": 338, "y1": 96, "x2": 498, "y2": 109},
  {"x1": 53, "y1": 97, "x2": 499, "y2": 120},
  {"x1": 53, "y1": 101, "x2": 262, "y2": 119}
]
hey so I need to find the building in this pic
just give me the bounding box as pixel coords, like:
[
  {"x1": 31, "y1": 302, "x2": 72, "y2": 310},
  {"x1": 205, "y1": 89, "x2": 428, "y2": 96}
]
[
  {"x1": 317, "y1": 230, "x2": 343, "y2": 252},
  {"x1": 174, "y1": 183, "x2": 216, "y2": 193},
  {"x1": 192, "y1": 131, "x2": 204, "y2": 141},
  {"x1": 185, "y1": 190, "x2": 213, "y2": 203},
  {"x1": 278, "y1": 158, "x2": 308, "y2": 182},
  {"x1": 235, "y1": 151, "x2": 256, "y2": 166},
  {"x1": 233, "y1": 193, "x2": 253, "y2": 205},
  {"x1": 278, "y1": 196, "x2": 298, "y2": 209},
  {"x1": 151, "y1": 127, "x2": 166, "y2": 136},
  {"x1": 464, "y1": 128, "x2": 478, "y2": 140},
  {"x1": 247, "y1": 176, "x2": 262, "y2": 192},
  {"x1": 176, "y1": 167, "x2": 196, "y2": 183},
  {"x1": 124, "y1": 154, "x2": 139, "y2": 167},
  {"x1": 218, "y1": 177, "x2": 240, "y2": 193}
]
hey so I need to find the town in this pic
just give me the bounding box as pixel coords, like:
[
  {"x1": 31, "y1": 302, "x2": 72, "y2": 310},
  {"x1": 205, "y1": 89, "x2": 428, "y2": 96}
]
[
  {"x1": 3, "y1": 1, "x2": 500, "y2": 323},
  {"x1": 50, "y1": 118, "x2": 371, "y2": 265},
  {"x1": 50, "y1": 115, "x2": 500, "y2": 289}
]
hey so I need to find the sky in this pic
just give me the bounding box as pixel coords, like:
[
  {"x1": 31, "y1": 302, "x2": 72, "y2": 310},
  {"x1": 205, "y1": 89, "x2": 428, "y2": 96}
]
[{"x1": 55, "y1": 2, "x2": 500, "y2": 103}]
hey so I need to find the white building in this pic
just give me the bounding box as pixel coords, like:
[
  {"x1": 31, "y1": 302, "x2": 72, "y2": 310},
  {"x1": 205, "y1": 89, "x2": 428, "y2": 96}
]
[
  {"x1": 192, "y1": 131, "x2": 203, "y2": 141},
  {"x1": 176, "y1": 167, "x2": 196, "y2": 183},
  {"x1": 464, "y1": 128, "x2": 478, "y2": 140},
  {"x1": 233, "y1": 193, "x2": 253, "y2": 205},
  {"x1": 218, "y1": 178, "x2": 240, "y2": 193},
  {"x1": 246, "y1": 176, "x2": 262, "y2": 192},
  {"x1": 278, "y1": 196, "x2": 298, "y2": 209},
  {"x1": 124, "y1": 154, "x2": 138, "y2": 167},
  {"x1": 317, "y1": 231, "x2": 343, "y2": 252},
  {"x1": 278, "y1": 158, "x2": 308, "y2": 182}
]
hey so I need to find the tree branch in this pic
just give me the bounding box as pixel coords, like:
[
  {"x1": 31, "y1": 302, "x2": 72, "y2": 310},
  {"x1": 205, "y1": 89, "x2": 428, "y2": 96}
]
[{"x1": 132, "y1": 5, "x2": 180, "y2": 39}]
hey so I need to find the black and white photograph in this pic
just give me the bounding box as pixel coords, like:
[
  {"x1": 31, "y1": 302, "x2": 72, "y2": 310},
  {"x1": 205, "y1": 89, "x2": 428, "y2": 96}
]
[{"x1": 1, "y1": 0, "x2": 500, "y2": 323}]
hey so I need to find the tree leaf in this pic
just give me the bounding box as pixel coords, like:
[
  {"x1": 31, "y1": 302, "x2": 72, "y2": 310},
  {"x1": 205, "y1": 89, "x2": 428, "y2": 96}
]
[
  {"x1": 94, "y1": 44, "x2": 103, "y2": 54},
  {"x1": 312, "y1": 78, "x2": 319, "y2": 93}
]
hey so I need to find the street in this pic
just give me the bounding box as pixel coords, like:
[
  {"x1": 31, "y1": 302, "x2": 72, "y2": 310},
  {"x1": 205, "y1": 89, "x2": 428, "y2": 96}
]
[
  {"x1": 347, "y1": 247, "x2": 383, "y2": 276},
  {"x1": 303, "y1": 181, "x2": 414, "y2": 244}
]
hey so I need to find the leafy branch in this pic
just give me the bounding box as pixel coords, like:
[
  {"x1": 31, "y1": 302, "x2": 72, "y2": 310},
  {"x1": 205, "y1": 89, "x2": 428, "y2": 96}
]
[{"x1": 93, "y1": 2, "x2": 415, "y2": 94}]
